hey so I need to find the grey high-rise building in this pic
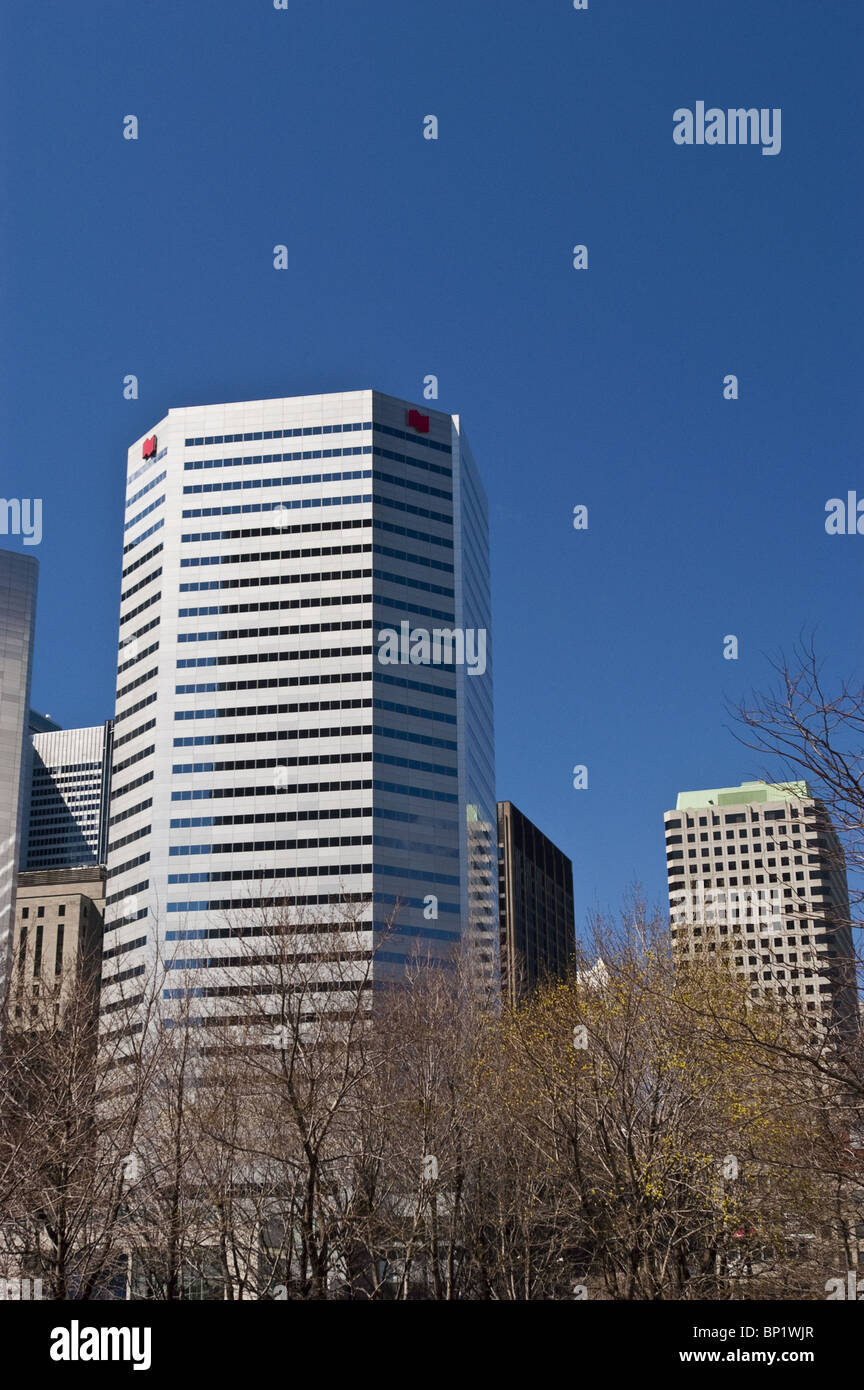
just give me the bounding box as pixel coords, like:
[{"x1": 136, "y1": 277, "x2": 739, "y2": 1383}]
[
  {"x1": 103, "y1": 390, "x2": 497, "y2": 1026},
  {"x1": 665, "y1": 780, "x2": 859, "y2": 1039},
  {"x1": 0, "y1": 550, "x2": 39, "y2": 1006},
  {"x1": 24, "y1": 722, "x2": 114, "y2": 871},
  {"x1": 496, "y1": 801, "x2": 575, "y2": 1006}
]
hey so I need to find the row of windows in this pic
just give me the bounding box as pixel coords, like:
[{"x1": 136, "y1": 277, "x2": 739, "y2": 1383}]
[
  {"x1": 111, "y1": 769, "x2": 154, "y2": 800},
  {"x1": 28, "y1": 831, "x2": 98, "y2": 846},
  {"x1": 121, "y1": 541, "x2": 163, "y2": 583},
  {"x1": 167, "y1": 832, "x2": 459, "y2": 860},
  {"x1": 113, "y1": 718, "x2": 156, "y2": 752},
  {"x1": 666, "y1": 808, "x2": 818, "y2": 830},
  {"x1": 173, "y1": 696, "x2": 456, "y2": 726},
  {"x1": 177, "y1": 618, "x2": 368, "y2": 645},
  {"x1": 33, "y1": 763, "x2": 100, "y2": 778},
  {"x1": 103, "y1": 963, "x2": 147, "y2": 988},
  {"x1": 120, "y1": 616, "x2": 160, "y2": 651},
  {"x1": 184, "y1": 440, "x2": 452, "y2": 485},
  {"x1": 28, "y1": 817, "x2": 99, "y2": 832},
  {"x1": 123, "y1": 517, "x2": 164, "y2": 556},
  {"x1": 176, "y1": 540, "x2": 453, "y2": 579},
  {"x1": 169, "y1": 805, "x2": 458, "y2": 831},
  {"x1": 181, "y1": 493, "x2": 371, "y2": 528},
  {"x1": 670, "y1": 850, "x2": 818, "y2": 869},
  {"x1": 176, "y1": 519, "x2": 452, "y2": 588},
  {"x1": 176, "y1": 641, "x2": 373, "y2": 670},
  {"x1": 184, "y1": 515, "x2": 454, "y2": 556},
  {"x1": 173, "y1": 669, "x2": 457, "y2": 699},
  {"x1": 171, "y1": 724, "x2": 457, "y2": 752},
  {"x1": 16, "y1": 921, "x2": 66, "y2": 980},
  {"x1": 185, "y1": 421, "x2": 372, "y2": 447},
  {"x1": 121, "y1": 566, "x2": 161, "y2": 605},
  {"x1": 126, "y1": 470, "x2": 167, "y2": 511},
  {"x1": 113, "y1": 743, "x2": 155, "y2": 774},
  {"x1": 117, "y1": 641, "x2": 158, "y2": 676},
  {"x1": 105, "y1": 879, "x2": 149, "y2": 908},
  {"x1": 183, "y1": 489, "x2": 446, "y2": 533},
  {"x1": 165, "y1": 887, "x2": 458, "y2": 916},
  {"x1": 175, "y1": 585, "x2": 455, "y2": 627},
  {"x1": 171, "y1": 750, "x2": 457, "y2": 778},
  {"x1": 120, "y1": 590, "x2": 160, "y2": 628},
  {"x1": 114, "y1": 692, "x2": 157, "y2": 725},
  {"x1": 169, "y1": 777, "x2": 459, "y2": 805},
  {"x1": 668, "y1": 828, "x2": 815, "y2": 844},
  {"x1": 165, "y1": 894, "x2": 367, "y2": 915},
  {"x1": 670, "y1": 877, "x2": 830, "y2": 897},
  {"x1": 124, "y1": 493, "x2": 165, "y2": 534},
  {"x1": 108, "y1": 823, "x2": 151, "y2": 854},
  {"x1": 165, "y1": 949, "x2": 374, "y2": 972},
  {"x1": 103, "y1": 934, "x2": 147, "y2": 962},
  {"x1": 126, "y1": 445, "x2": 167, "y2": 488},
  {"x1": 108, "y1": 851, "x2": 150, "y2": 878},
  {"x1": 183, "y1": 463, "x2": 370, "y2": 495},
  {"x1": 184, "y1": 419, "x2": 451, "y2": 456},
  {"x1": 175, "y1": 569, "x2": 452, "y2": 644},
  {"x1": 162, "y1": 979, "x2": 373, "y2": 999},
  {"x1": 109, "y1": 796, "x2": 152, "y2": 828},
  {"x1": 30, "y1": 794, "x2": 100, "y2": 810},
  {"x1": 181, "y1": 540, "x2": 367, "y2": 575},
  {"x1": 166, "y1": 862, "x2": 459, "y2": 888},
  {"x1": 182, "y1": 459, "x2": 452, "y2": 504},
  {"x1": 116, "y1": 666, "x2": 157, "y2": 701},
  {"x1": 170, "y1": 834, "x2": 374, "y2": 857}
]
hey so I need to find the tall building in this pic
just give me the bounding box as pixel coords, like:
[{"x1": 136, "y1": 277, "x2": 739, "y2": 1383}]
[
  {"x1": 23, "y1": 722, "x2": 113, "y2": 871},
  {"x1": 665, "y1": 780, "x2": 859, "y2": 1038},
  {"x1": 0, "y1": 550, "x2": 39, "y2": 1007},
  {"x1": 7, "y1": 867, "x2": 105, "y2": 1031},
  {"x1": 496, "y1": 801, "x2": 575, "y2": 1005},
  {"x1": 103, "y1": 390, "x2": 496, "y2": 1027}
]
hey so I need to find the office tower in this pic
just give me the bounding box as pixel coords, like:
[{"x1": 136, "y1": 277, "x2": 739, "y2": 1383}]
[
  {"x1": 0, "y1": 550, "x2": 38, "y2": 1007},
  {"x1": 103, "y1": 390, "x2": 496, "y2": 1026},
  {"x1": 24, "y1": 722, "x2": 114, "y2": 871},
  {"x1": 665, "y1": 780, "x2": 859, "y2": 1037},
  {"x1": 7, "y1": 867, "x2": 105, "y2": 1031},
  {"x1": 496, "y1": 801, "x2": 575, "y2": 1006}
]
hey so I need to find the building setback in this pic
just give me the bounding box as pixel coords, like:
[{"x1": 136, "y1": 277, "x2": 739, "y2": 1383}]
[
  {"x1": 0, "y1": 549, "x2": 38, "y2": 1007},
  {"x1": 496, "y1": 801, "x2": 575, "y2": 1006},
  {"x1": 103, "y1": 390, "x2": 497, "y2": 1028},
  {"x1": 665, "y1": 779, "x2": 859, "y2": 1039},
  {"x1": 24, "y1": 722, "x2": 113, "y2": 871}
]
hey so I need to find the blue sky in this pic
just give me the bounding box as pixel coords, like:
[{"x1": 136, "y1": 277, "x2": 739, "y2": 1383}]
[{"x1": 2, "y1": 0, "x2": 862, "y2": 934}]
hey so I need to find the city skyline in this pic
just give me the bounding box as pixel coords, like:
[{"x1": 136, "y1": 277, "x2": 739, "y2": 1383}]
[{"x1": 3, "y1": 0, "x2": 861, "y2": 938}]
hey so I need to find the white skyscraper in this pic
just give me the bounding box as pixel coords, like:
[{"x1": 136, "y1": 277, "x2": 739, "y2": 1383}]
[{"x1": 103, "y1": 391, "x2": 497, "y2": 1030}]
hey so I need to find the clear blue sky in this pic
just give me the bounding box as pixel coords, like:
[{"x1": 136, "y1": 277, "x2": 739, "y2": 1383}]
[{"x1": 2, "y1": 0, "x2": 862, "y2": 935}]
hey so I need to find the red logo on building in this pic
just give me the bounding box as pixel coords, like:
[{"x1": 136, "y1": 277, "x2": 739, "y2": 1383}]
[
  {"x1": 407, "y1": 409, "x2": 430, "y2": 434},
  {"x1": 142, "y1": 436, "x2": 157, "y2": 459}
]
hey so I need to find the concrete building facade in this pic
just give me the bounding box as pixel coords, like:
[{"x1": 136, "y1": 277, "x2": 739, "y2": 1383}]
[
  {"x1": 7, "y1": 867, "x2": 105, "y2": 1030},
  {"x1": 665, "y1": 780, "x2": 859, "y2": 1038}
]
